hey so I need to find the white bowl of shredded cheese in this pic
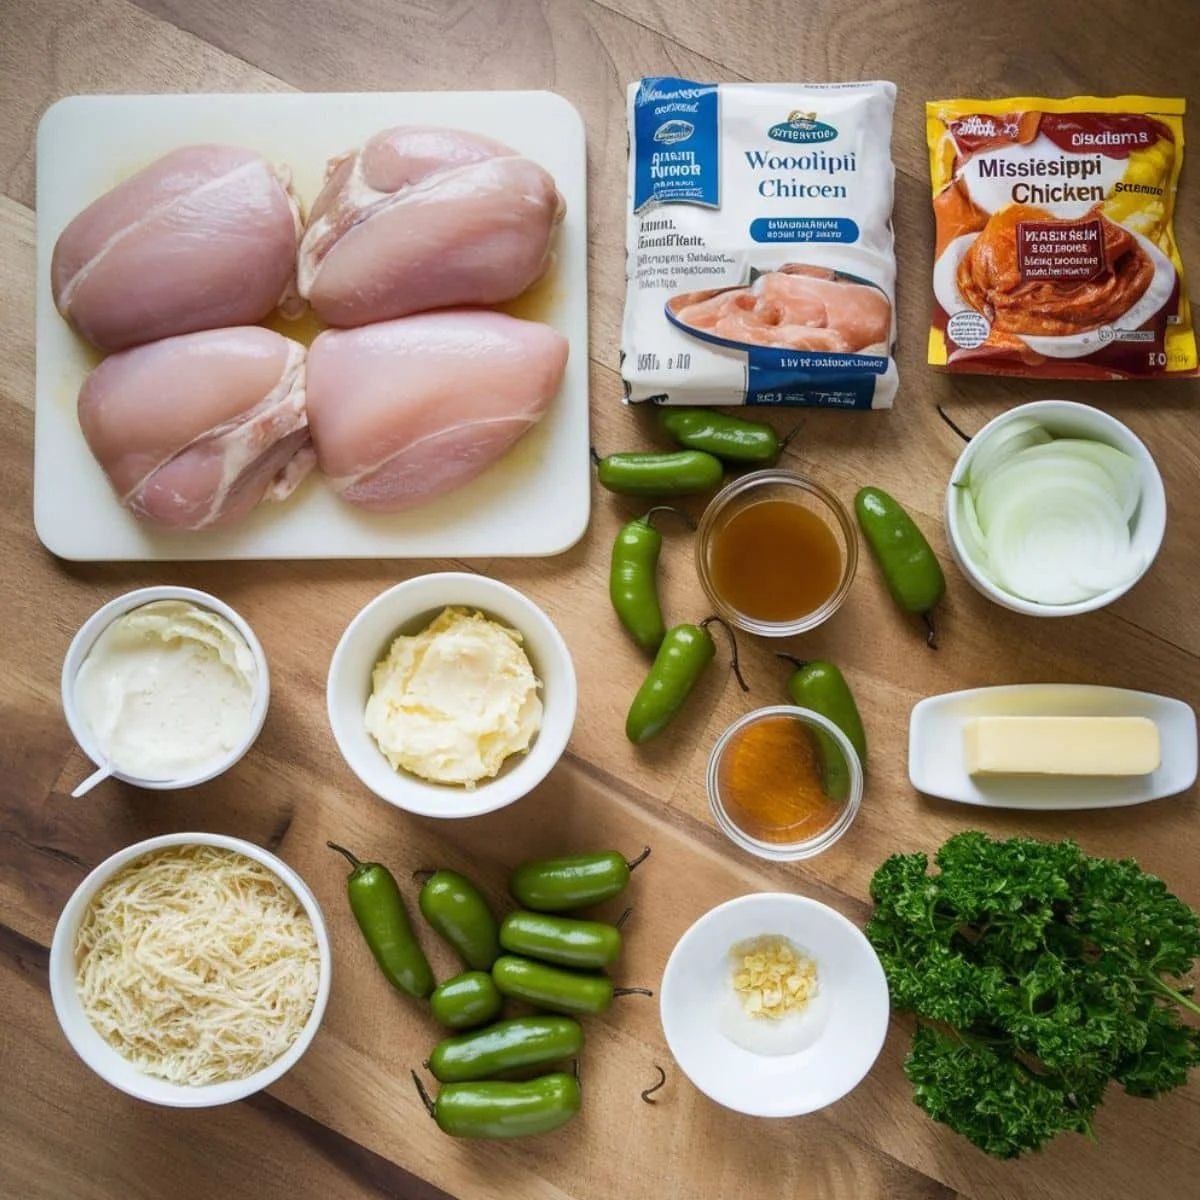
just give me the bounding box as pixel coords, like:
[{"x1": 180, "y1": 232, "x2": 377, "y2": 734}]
[{"x1": 49, "y1": 833, "x2": 331, "y2": 1107}]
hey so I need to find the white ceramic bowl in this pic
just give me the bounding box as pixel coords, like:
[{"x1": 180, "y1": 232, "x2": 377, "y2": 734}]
[
  {"x1": 660, "y1": 893, "x2": 889, "y2": 1117},
  {"x1": 61, "y1": 586, "x2": 270, "y2": 790},
  {"x1": 327, "y1": 572, "x2": 577, "y2": 818},
  {"x1": 945, "y1": 400, "x2": 1167, "y2": 617},
  {"x1": 49, "y1": 832, "x2": 331, "y2": 1107}
]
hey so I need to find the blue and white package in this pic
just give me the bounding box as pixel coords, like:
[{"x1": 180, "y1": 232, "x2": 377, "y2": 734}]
[{"x1": 621, "y1": 79, "x2": 899, "y2": 409}]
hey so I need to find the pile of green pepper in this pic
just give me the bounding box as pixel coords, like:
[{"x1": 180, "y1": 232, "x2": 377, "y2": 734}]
[
  {"x1": 602, "y1": 409, "x2": 795, "y2": 742},
  {"x1": 597, "y1": 407, "x2": 793, "y2": 501},
  {"x1": 329, "y1": 842, "x2": 653, "y2": 1140}
]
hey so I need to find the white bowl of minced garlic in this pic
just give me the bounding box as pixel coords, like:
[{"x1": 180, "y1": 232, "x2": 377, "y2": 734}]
[
  {"x1": 659, "y1": 893, "x2": 889, "y2": 1117},
  {"x1": 326, "y1": 572, "x2": 577, "y2": 818}
]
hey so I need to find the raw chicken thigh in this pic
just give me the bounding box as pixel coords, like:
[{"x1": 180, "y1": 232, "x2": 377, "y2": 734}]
[
  {"x1": 78, "y1": 327, "x2": 312, "y2": 529},
  {"x1": 306, "y1": 310, "x2": 567, "y2": 511},
  {"x1": 297, "y1": 126, "x2": 563, "y2": 326},
  {"x1": 52, "y1": 145, "x2": 302, "y2": 351}
]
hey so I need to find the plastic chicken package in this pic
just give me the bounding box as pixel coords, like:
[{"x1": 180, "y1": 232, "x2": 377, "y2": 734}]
[
  {"x1": 621, "y1": 78, "x2": 899, "y2": 409},
  {"x1": 926, "y1": 94, "x2": 1196, "y2": 380}
]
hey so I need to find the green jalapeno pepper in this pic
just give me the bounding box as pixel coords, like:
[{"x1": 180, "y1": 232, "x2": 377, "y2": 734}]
[
  {"x1": 491, "y1": 955, "x2": 652, "y2": 1016},
  {"x1": 430, "y1": 971, "x2": 504, "y2": 1030},
  {"x1": 498, "y1": 908, "x2": 630, "y2": 970},
  {"x1": 854, "y1": 486, "x2": 947, "y2": 649},
  {"x1": 327, "y1": 842, "x2": 434, "y2": 1000},
  {"x1": 509, "y1": 848, "x2": 650, "y2": 912},
  {"x1": 596, "y1": 449, "x2": 724, "y2": 497},
  {"x1": 657, "y1": 407, "x2": 788, "y2": 464},
  {"x1": 413, "y1": 1070, "x2": 581, "y2": 1139},
  {"x1": 428, "y1": 1015, "x2": 584, "y2": 1084},
  {"x1": 780, "y1": 656, "x2": 867, "y2": 802},
  {"x1": 610, "y1": 506, "x2": 693, "y2": 654},
  {"x1": 625, "y1": 616, "x2": 746, "y2": 744},
  {"x1": 416, "y1": 869, "x2": 499, "y2": 971}
]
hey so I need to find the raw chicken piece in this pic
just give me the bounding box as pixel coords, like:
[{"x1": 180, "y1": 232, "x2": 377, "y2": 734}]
[
  {"x1": 78, "y1": 327, "x2": 312, "y2": 530},
  {"x1": 671, "y1": 267, "x2": 891, "y2": 351},
  {"x1": 297, "y1": 126, "x2": 564, "y2": 326},
  {"x1": 306, "y1": 310, "x2": 567, "y2": 511},
  {"x1": 52, "y1": 145, "x2": 302, "y2": 351}
]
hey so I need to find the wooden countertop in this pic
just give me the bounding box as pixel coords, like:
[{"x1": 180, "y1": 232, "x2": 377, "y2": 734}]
[{"x1": 2, "y1": 2, "x2": 1197, "y2": 1197}]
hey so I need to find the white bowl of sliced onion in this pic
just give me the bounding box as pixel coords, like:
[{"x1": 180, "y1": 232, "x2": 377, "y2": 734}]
[
  {"x1": 49, "y1": 832, "x2": 330, "y2": 1107},
  {"x1": 945, "y1": 400, "x2": 1166, "y2": 617}
]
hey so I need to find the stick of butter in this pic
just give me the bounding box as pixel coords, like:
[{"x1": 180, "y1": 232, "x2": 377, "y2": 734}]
[{"x1": 963, "y1": 716, "x2": 1161, "y2": 777}]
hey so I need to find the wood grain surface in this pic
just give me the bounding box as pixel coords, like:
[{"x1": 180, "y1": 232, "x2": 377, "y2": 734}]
[{"x1": 2, "y1": 2, "x2": 1198, "y2": 1198}]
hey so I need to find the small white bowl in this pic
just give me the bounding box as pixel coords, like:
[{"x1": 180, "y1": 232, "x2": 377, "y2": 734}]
[
  {"x1": 61, "y1": 586, "x2": 270, "y2": 790},
  {"x1": 49, "y1": 832, "x2": 331, "y2": 1107},
  {"x1": 945, "y1": 400, "x2": 1167, "y2": 617},
  {"x1": 660, "y1": 893, "x2": 889, "y2": 1117},
  {"x1": 327, "y1": 572, "x2": 577, "y2": 818}
]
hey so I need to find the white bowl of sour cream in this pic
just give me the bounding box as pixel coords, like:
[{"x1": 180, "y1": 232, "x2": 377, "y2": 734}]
[
  {"x1": 61, "y1": 586, "x2": 269, "y2": 790},
  {"x1": 327, "y1": 572, "x2": 577, "y2": 819}
]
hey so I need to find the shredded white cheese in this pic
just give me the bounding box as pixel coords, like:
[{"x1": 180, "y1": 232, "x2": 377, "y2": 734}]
[{"x1": 75, "y1": 844, "x2": 320, "y2": 1086}]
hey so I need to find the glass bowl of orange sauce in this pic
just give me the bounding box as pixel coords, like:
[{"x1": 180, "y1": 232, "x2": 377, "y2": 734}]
[
  {"x1": 707, "y1": 705, "x2": 862, "y2": 861},
  {"x1": 695, "y1": 470, "x2": 857, "y2": 637}
]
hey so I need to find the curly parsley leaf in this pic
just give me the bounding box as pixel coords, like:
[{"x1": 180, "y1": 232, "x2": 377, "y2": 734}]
[{"x1": 868, "y1": 833, "x2": 1200, "y2": 1157}]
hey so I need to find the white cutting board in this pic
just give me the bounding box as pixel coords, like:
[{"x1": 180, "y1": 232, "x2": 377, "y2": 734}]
[{"x1": 34, "y1": 92, "x2": 589, "y2": 561}]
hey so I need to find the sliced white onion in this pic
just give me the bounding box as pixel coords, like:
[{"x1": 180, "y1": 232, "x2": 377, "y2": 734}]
[
  {"x1": 965, "y1": 417, "x2": 1052, "y2": 489},
  {"x1": 953, "y1": 484, "x2": 989, "y2": 569},
  {"x1": 984, "y1": 480, "x2": 1141, "y2": 604},
  {"x1": 960, "y1": 422, "x2": 1143, "y2": 606},
  {"x1": 975, "y1": 452, "x2": 1120, "y2": 533},
  {"x1": 1018, "y1": 439, "x2": 1142, "y2": 522}
]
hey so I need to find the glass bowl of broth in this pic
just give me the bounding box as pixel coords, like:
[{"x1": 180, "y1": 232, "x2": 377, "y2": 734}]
[
  {"x1": 707, "y1": 706, "x2": 863, "y2": 861},
  {"x1": 695, "y1": 471, "x2": 858, "y2": 637}
]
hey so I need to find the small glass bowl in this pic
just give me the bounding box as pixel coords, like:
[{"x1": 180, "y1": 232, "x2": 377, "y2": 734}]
[
  {"x1": 707, "y1": 705, "x2": 863, "y2": 862},
  {"x1": 695, "y1": 470, "x2": 858, "y2": 637}
]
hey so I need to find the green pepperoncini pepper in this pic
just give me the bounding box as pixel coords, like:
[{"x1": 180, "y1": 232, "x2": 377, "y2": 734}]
[
  {"x1": 610, "y1": 506, "x2": 693, "y2": 653},
  {"x1": 625, "y1": 616, "x2": 747, "y2": 743},
  {"x1": 412, "y1": 1069, "x2": 582, "y2": 1139},
  {"x1": 416, "y1": 868, "x2": 499, "y2": 971},
  {"x1": 854, "y1": 486, "x2": 946, "y2": 649},
  {"x1": 428, "y1": 1015, "x2": 585, "y2": 1084},
  {"x1": 780, "y1": 656, "x2": 867, "y2": 802},
  {"x1": 327, "y1": 842, "x2": 434, "y2": 1000},
  {"x1": 509, "y1": 848, "x2": 650, "y2": 912},
  {"x1": 657, "y1": 407, "x2": 793, "y2": 465},
  {"x1": 596, "y1": 449, "x2": 724, "y2": 497}
]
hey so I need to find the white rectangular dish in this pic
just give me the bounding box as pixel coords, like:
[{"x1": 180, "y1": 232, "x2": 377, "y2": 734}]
[
  {"x1": 34, "y1": 91, "x2": 589, "y2": 561},
  {"x1": 909, "y1": 684, "x2": 1198, "y2": 810}
]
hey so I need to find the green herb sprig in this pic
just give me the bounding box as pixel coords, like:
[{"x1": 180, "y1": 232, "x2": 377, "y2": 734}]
[{"x1": 866, "y1": 832, "x2": 1200, "y2": 1158}]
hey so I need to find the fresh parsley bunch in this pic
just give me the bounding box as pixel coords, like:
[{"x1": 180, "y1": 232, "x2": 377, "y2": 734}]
[{"x1": 866, "y1": 832, "x2": 1200, "y2": 1158}]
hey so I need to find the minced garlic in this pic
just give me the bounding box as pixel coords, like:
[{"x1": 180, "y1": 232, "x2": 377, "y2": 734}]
[{"x1": 730, "y1": 935, "x2": 818, "y2": 1019}]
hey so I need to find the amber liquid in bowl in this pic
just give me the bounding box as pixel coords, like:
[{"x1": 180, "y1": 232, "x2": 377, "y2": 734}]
[
  {"x1": 718, "y1": 715, "x2": 840, "y2": 844},
  {"x1": 710, "y1": 498, "x2": 842, "y2": 622}
]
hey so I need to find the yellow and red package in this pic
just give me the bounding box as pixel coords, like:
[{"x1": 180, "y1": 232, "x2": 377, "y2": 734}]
[{"x1": 926, "y1": 95, "x2": 1195, "y2": 380}]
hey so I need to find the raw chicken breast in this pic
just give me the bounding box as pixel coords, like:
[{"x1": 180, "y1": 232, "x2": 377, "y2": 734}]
[
  {"x1": 297, "y1": 126, "x2": 564, "y2": 326},
  {"x1": 52, "y1": 145, "x2": 302, "y2": 351},
  {"x1": 670, "y1": 267, "x2": 891, "y2": 352},
  {"x1": 306, "y1": 310, "x2": 567, "y2": 512},
  {"x1": 78, "y1": 327, "x2": 313, "y2": 530}
]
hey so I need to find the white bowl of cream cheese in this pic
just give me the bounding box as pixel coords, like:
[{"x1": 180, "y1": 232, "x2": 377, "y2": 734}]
[
  {"x1": 327, "y1": 573, "x2": 577, "y2": 818},
  {"x1": 62, "y1": 587, "x2": 270, "y2": 790}
]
